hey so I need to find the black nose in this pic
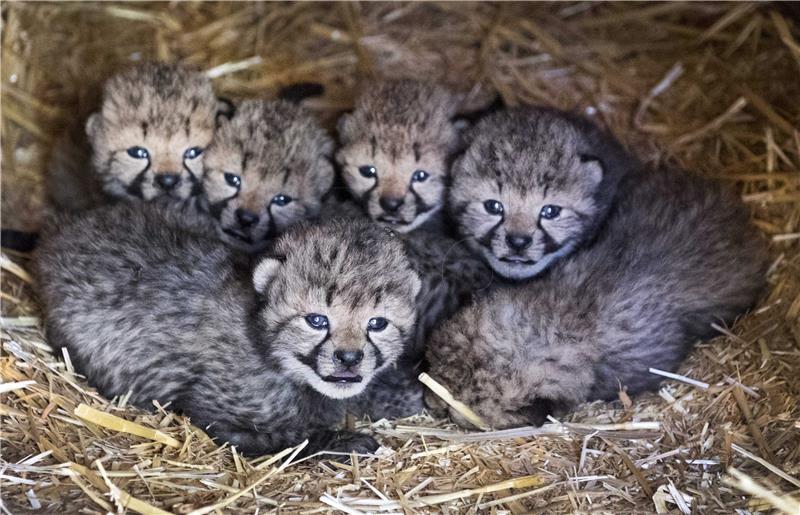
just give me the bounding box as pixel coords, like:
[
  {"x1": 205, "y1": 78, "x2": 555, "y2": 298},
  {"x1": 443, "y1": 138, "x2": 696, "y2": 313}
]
[
  {"x1": 155, "y1": 173, "x2": 181, "y2": 190},
  {"x1": 235, "y1": 208, "x2": 260, "y2": 228},
  {"x1": 379, "y1": 196, "x2": 404, "y2": 213},
  {"x1": 506, "y1": 233, "x2": 533, "y2": 251},
  {"x1": 333, "y1": 349, "x2": 364, "y2": 367}
]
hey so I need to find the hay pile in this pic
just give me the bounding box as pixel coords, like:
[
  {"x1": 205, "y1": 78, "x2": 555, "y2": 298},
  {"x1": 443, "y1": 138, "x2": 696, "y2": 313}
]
[{"x1": 2, "y1": 2, "x2": 799, "y2": 513}]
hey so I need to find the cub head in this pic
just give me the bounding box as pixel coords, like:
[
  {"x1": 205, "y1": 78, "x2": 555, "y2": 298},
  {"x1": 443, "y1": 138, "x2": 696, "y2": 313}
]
[
  {"x1": 252, "y1": 220, "x2": 421, "y2": 399},
  {"x1": 202, "y1": 100, "x2": 334, "y2": 252},
  {"x1": 449, "y1": 108, "x2": 617, "y2": 280},
  {"x1": 336, "y1": 80, "x2": 460, "y2": 232},
  {"x1": 87, "y1": 63, "x2": 221, "y2": 202}
]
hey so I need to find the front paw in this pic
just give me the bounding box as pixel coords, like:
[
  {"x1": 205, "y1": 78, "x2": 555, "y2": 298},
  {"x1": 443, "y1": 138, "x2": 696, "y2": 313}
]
[
  {"x1": 328, "y1": 432, "x2": 380, "y2": 454},
  {"x1": 423, "y1": 389, "x2": 449, "y2": 418},
  {"x1": 307, "y1": 430, "x2": 380, "y2": 456},
  {"x1": 512, "y1": 398, "x2": 569, "y2": 427}
]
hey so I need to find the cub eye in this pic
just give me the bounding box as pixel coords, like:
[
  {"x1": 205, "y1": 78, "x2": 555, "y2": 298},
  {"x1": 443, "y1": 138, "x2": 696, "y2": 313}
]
[
  {"x1": 224, "y1": 173, "x2": 241, "y2": 188},
  {"x1": 126, "y1": 146, "x2": 149, "y2": 159},
  {"x1": 412, "y1": 170, "x2": 429, "y2": 182},
  {"x1": 540, "y1": 205, "x2": 562, "y2": 220},
  {"x1": 272, "y1": 194, "x2": 292, "y2": 206},
  {"x1": 184, "y1": 146, "x2": 203, "y2": 160},
  {"x1": 305, "y1": 313, "x2": 329, "y2": 329},
  {"x1": 483, "y1": 199, "x2": 504, "y2": 216},
  {"x1": 368, "y1": 317, "x2": 388, "y2": 331},
  {"x1": 359, "y1": 165, "x2": 377, "y2": 178}
]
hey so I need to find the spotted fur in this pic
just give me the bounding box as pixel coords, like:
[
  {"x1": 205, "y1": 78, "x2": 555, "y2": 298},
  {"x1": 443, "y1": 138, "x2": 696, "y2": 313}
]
[
  {"x1": 314, "y1": 196, "x2": 494, "y2": 359},
  {"x1": 449, "y1": 107, "x2": 632, "y2": 280},
  {"x1": 401, "y1": 230, "x2": 495, "y2": 359},
  {"x1": 336, "y1": 80, "x2": 461, "y2": 233},
  {"x1": 427, "y1": 162, "x2": 769, "y2": 429},
  {"x1": 202, "y1": 100, "x2": 334, "y2": 252},
  {"x1": 86, "y1": 63, "x2": 220, "y2": 203},
  {"x1": 35, "y1": 203, "x2": 422, "y2": 456}
]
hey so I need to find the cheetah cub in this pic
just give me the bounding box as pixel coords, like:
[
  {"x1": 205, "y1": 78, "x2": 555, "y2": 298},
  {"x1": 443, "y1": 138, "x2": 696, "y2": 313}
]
[
  {"x1": 35, "y1": 203, "x2": 422, "y2": 456},
  {"x1": 336, "y1": 80, "x2": 461, "y2": 233},
  {"x1": 87, "y1": 63, "x2": 224, "y2": 203},
  {"x1": 449, "y1": 108, "x2": 632, "y2": 280},
  {"x1": 48, "y1": 63, "x2": 224, "y2": 212},
  {"x1": 427, "y1": 110, "x2": 768, "y2": 429},
  {"x1": 202, "y1": 100, "x2": 334, "y2": 251}
]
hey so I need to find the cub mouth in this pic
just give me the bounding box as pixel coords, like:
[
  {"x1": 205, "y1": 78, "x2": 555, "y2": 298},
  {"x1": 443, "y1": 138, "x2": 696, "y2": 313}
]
[
  {"x1": 144, "y1": 191, "x2": 183, "y2": 202},
  {"x1": 222, "y1": 228, "x2": 253, "y2": 243},
  {"x1": 499, "y1": 256, "x2": 536, "y2": 265},
  {"x1": 158, "y1": 192, "x2": 184, "y2": 200},
  {"x1": 322, "y1": 371, "x2": 363, "y2": 383},
  {"x1": 377, "y1": 216, "x2": 411, "y2": 226},
  {"x1": 223, "y1": 228, "x2": 271, "y2": 244}
]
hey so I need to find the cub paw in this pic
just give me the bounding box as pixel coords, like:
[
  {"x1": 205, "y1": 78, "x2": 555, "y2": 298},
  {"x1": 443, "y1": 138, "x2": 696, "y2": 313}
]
[
  {"x1": 305, "y1": 430, "x2": 381, "y2": 459},
  {"x1": 513, "y1": 398, "x2": 568, "y2": 427},
  {"x1": 423, "y1": 389, "x2": 449, "y2": 418},
  {"x1": 329, "y1": 432, "x2": 380, "y2": 454}
]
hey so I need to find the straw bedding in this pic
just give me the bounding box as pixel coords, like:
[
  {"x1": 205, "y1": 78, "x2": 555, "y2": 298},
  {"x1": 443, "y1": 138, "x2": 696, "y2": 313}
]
[{"x1": 1, "y1": 2, "x2": 799, "y2": 513}]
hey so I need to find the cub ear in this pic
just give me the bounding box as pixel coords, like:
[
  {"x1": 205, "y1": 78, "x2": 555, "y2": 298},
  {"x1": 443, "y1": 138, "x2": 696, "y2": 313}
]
[
  {"x1": 409, "y1": 272, "x2": 422, "y2": 300},
  {"x1": 252, "y1": 255, "x2": 284, "y2": 294},
  {"x1": 452, "y1": 118, "x2": 471, "y2": 140},
  {"x1": 85, "y1": 113, "x2": 101, "y2": 139},
  {"x1": 578, "y1": 154, "x2": 604, "y2": 187},
  {"x1": 336, "y1": 113, "x2": 354, "y2": 143},
  {"x1": 216, "y1": 97, "x2": 236, "y2": 126},
  {"x1": 316, "y1": 157, "x2": 335, "y2": 198}
]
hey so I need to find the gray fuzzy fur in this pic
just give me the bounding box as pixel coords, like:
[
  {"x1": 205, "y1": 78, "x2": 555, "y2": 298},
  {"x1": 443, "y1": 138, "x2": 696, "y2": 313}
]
[
  {"x1": 427, "y1": 110, "x2": 768, "y2": 429},
  {"x1": 336, "y1": 79, "x2": 461, "y2": 233},
  {"x1": 201, "y1": 99, "x2": 334, "y2": 252},
  {"x1": 35, "y1": 202, "x2": 423, "y2": 456},
  {"x1": 449, "y1": 107, "x2": 632, "y2": 280}
]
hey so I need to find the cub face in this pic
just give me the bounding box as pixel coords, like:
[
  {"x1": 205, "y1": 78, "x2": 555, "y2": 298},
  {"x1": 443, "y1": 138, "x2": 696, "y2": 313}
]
[
  {"x1": 87, "y1": 63, "x2": 219, "y2": 202},
  {"x1": 336, "y1": 80, "x2": 459, "y2": 232},
  {"x1": 203, "y1": 100, "x2": 334, "y2": 251},
  {"x1": 449, "y1": 109, "x2": 604, "y2": 280},
  {"x1": 253, "y1": 220, "x2": 421, "y2": 399}
]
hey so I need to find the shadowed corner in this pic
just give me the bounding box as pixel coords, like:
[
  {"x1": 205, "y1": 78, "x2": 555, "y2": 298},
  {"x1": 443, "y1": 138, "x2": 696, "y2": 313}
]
[
  {"x1": 277, "y1": 82, "x2": 326, "y2": 104},
  {"x1": 1, "y1": 229, "x2": 39, "y2": 253}
]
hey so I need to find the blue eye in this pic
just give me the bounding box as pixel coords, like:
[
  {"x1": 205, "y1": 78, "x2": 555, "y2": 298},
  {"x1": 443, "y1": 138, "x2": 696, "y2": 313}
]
[
  {"x1": 224, "y1": 173, "x2": 241, "y2": 188},
  {"x1": 184, "y1": 146, "x2": 203, "y2": 160},
  {"x1": 368, "y1": 317, "x2": 388, "y2": 331},
  {"x1": 305, "y1": 313, "x2": 329, "y2": 329},
  {"x1": 126, "y1": 146, "x2": 149, "y2": 159},
  {"x1": 359, "y1": 165, "x2": 377, "y2": 178},
  {"x1": 483, "y1": 199, "x2": 504, "y2": 216},
  {"x1": 272, "y1": 194, "x2": 292, "y2": 206},
  {"x1": 540, "y1": 205, "x2": 561, "y2": 220},
  {"x1": 412, "y1": 170, "x2": 429, "y2": 182}
]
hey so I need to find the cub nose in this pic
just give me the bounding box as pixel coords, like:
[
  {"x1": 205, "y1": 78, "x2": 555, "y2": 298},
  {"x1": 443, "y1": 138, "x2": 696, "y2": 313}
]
[
  {"x1": 155, "y1": 173, "x2": 181, "y2": 190},
  {"x1": 235, "y1": 208, "x2": 260, "y2": 228},
  {"x1": 379, "y1": 196, "x2": 404, "y2": 213},
  {"x1": 506, "y1": 233, "x2": 533, "y2": 251},
  {"x1": 333, "y1": 349, "x2": 364, "y2": 367}
]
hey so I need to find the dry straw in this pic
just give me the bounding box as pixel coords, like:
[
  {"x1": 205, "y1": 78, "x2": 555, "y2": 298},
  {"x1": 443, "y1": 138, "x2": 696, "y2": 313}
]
[
  {"x1": 2, "y1": 2, "x2": 799, "y2": 513},
  {"x1": 418, "y1": 373, "x2": 490, "y2": 431}
]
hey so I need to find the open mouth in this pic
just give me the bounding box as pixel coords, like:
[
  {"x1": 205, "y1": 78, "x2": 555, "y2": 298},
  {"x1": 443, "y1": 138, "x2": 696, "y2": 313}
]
[
  {"x1": 377, "y1": 216, "x2": 411, "y2": 226},
  {"x1": 499, "y1": 256, "x2": 536, "y2": 265},
  {"x1": 322, "y1": 370, "x2": 363, "y2": 383}
]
